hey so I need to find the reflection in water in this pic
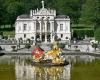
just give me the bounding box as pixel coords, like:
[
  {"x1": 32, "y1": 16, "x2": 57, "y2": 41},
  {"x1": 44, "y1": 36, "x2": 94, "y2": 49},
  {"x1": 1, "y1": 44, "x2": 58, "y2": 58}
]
[
  {"x1": 15, "y1": 59, "x2": 71, "y2": 80},
  {"x1": 1, "y1": 55, "x2": 95, "y2": 80}
]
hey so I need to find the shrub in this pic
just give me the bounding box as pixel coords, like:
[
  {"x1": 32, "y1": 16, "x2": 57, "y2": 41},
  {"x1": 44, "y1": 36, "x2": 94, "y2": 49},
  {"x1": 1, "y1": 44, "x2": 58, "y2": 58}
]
[
  {"x1": 0, "y1": 46, "x2": 3, "y2": 50},
  {"x1": 11, "y1": 46, "x2": 16, "y2": 51},
  {"x1": 25, "y1": 43, "x2": 31, "y2": 50},
  {"x1": 54, "y1": 35, "x2": 59, "y2": 41},
  {"x1": 26, "y1": 38, "x2": 31, "y2": 43},
  {"x1": 3, "y1": 36, "x2": 8, "y2": 40},
  {"x1": 74, "y1": 45, "x2": 79, "y2": 50},
  {"x1": 0, "y1": 32, "x2": 3, "y2": 36},
  {"x1": 92, "y1": 43, "x2": 98, "y2": 51},
  {"x1": 58, "y1": 43, "x2": 65, "y2": 49}
]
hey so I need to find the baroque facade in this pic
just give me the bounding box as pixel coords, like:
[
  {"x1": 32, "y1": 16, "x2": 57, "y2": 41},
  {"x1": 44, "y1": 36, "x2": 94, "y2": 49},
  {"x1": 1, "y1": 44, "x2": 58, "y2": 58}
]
[{"x1": 15, "y1": 1, "x2": 71, "y2": 43}]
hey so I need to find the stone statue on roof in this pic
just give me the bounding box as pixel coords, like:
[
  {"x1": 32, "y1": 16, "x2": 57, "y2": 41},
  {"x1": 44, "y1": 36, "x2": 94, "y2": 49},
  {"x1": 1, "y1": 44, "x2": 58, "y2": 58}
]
[{"x1": 41, "y1": 0, "x2": 44, "y2": 8}]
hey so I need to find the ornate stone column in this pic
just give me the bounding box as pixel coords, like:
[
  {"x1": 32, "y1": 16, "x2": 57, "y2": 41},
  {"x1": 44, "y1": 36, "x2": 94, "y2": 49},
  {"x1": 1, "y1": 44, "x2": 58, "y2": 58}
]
[
  {"x1": 39, "y1": 21, "x2": 42, "y2": 41},
  {"x1": 50, "y1": 22, "x2": 53, "y2": 42},
  {"x1": 50, "y1": 22, "x2": 52, "y2": 32},
  {"x1": 51, "y1": 21, "x2": 54, "y2": 42},
  {"x1": 45, "y1": 21, "x2": 47, "y2": 42},
  {"x1": 34, "y1": 21, "x2": 36, "y2": 42},
  {"x1": 45, "y1": 21, "x2": 47, "y2": 32},
  {"x1": 50, "y1": 33, "x2": 53, "y2": 42}
]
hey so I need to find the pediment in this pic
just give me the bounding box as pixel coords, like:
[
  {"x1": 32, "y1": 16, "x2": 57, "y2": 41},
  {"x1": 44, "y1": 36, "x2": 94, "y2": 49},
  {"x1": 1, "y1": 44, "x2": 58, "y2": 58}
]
[{"x1": 36, "y1": 8, "x2": 51, "y2": 15}]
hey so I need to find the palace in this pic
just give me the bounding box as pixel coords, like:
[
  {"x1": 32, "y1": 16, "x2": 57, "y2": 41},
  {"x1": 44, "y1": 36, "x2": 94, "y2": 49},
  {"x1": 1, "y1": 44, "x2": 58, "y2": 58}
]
[{"x1": 15, "y1": 1, "x2": 71, "y2": 43}]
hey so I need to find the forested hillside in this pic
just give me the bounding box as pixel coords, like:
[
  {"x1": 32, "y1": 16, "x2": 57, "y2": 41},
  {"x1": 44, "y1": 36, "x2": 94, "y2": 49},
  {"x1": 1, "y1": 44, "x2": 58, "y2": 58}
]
[{"x1": 0, "y1": 0, "x2": 100, "y2": 40}]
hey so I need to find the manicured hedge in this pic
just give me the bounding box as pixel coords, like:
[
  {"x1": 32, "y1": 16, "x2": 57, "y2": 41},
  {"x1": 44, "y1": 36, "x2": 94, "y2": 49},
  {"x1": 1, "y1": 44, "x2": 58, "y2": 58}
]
[
  {"x1": 73, "y1": 29, "x2": 94, "y2": 39},
  {"x1": 0, "y1": 27, "x2": 14, "y2": 31},
  {"x1": 0, "y1": 32, "x2": 3, "y2": 35},
  {"x1": 94, "y1": 28, "x2": 100, "y2": 41}
]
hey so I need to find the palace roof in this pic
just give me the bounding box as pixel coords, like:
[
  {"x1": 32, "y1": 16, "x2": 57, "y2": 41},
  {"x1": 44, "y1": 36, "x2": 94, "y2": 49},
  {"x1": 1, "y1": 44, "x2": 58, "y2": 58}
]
[{"x1": 18, "y1": 14, "x2": 30, "y2": 18}]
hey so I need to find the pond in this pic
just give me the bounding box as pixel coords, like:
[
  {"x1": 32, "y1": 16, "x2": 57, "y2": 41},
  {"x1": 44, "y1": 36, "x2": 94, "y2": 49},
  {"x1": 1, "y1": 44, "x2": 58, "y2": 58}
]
[
  {"x1": 0, "y1": 54, "x2": 99, "y2": 80},
  {"x1": 0, "y1": 55, "x2": 71, "y2": 80}
]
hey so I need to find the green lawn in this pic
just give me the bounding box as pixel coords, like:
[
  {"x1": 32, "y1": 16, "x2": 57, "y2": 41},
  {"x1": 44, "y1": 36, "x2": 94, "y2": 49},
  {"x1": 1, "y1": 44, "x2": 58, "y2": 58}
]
[
  {"x1": 71, "y1": 60, "x2": 100, "y2": 80},
  {"x1": 0, "y1": 64, "x2": 16, "y2": 80}
]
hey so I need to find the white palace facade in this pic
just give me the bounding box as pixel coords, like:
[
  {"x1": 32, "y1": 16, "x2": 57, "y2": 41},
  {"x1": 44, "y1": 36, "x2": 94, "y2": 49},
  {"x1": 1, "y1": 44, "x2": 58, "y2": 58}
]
[{"x1": 15, "y1": 1, "x2": 71, "y2": 43}]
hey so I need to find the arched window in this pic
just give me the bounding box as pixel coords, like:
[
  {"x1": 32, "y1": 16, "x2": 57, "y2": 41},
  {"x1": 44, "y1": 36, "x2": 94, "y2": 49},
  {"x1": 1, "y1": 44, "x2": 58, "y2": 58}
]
[
  {"x1": 36, "y1": 21, "x2": 40, "y2": 30},
  {"x1": 24, "y1": 34, "x2": 26, "y2": 38},
  {"x1": 61, "y1": 34, "x2": 63, "y2": 38},
  {"x1": 41, "y1": 19, "x2": 45, "y2": 32},
  {"x1": 60, "y1": 24, "x2": 63, "y2": 31},
  {"x1": 47, "y1": 22, "x2": 50, "y2": 31},
  {"x1": 23, "y1": 24, "x2": 27, "y2": 31}
]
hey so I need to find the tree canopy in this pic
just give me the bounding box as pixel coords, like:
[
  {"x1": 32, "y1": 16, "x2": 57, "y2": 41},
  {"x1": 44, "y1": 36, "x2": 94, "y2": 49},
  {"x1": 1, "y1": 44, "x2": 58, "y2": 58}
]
[
  {"x1": 0, "y1": 0, "x2": 100, "y2": 40},
  {"x1": 0, "y1": 0, "x2": 83, "y2": 25}
]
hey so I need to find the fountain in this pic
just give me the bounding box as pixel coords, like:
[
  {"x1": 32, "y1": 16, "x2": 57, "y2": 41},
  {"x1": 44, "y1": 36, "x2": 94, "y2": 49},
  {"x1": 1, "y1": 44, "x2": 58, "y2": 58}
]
[{"x1": 32, "y1": 42, "x2": 69, "y2": 66}]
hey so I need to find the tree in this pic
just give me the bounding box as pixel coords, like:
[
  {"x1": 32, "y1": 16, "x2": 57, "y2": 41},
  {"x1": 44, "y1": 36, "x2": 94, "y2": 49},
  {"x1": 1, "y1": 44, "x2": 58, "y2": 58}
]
[
  {"x1": 94, "y1": 0, "x2": 100, "y2": 28},
  {"x1": 6, "y1": 1, "x2": 24, "y2": 26},
  {"x1": 0, "y1": 0, "x2": 6, "y2": 26},
  {"x1": 79, "y1": 0, "x2": 97, "y2": 25},
  {"x1": 1, "y1": 0, "x2": 100, "y2": 29},
  {"x1": 55, "y1": 0, "x2": 81, "y2": 23}
]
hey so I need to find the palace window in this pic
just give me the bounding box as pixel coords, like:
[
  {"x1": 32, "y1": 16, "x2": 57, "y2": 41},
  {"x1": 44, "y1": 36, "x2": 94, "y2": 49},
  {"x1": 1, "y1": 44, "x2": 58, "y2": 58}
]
[
  {"x1": 37, "y1": 17, "x2": 39, "y2": 19},
  {"x1": 47, "y1": 17, "x2": 50, "y2": 19},
  {"x1": 36, "y1": 21, "x2": 40, "y2": 30},
  {"x1": 23, "y1": 24, "x2": 27, "y2": 31},
  {"x1": 41, "y1": 21, "x2": 45, "y2": 31},
  {"x1": 60, "y1": 24, "x2": 63, "y2": 31},
  {"x1": 47, "y1": 22, "x2": 50, "y2": 31},
  {"x1": 61, "y1": 34, "x2": 63, "y2": 38},
  {"x1": 42, "y1": 17, "x2": 44, "y2": 19},
  {"x1": 24, "y1": 34, "x2": 26, "y2": 38}
]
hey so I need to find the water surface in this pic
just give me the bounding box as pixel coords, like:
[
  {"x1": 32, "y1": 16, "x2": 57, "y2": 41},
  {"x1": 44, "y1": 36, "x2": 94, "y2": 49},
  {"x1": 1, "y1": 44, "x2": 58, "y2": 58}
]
[{"x1": 0, "y1": 55, "x2": 71, "y2": 80}]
